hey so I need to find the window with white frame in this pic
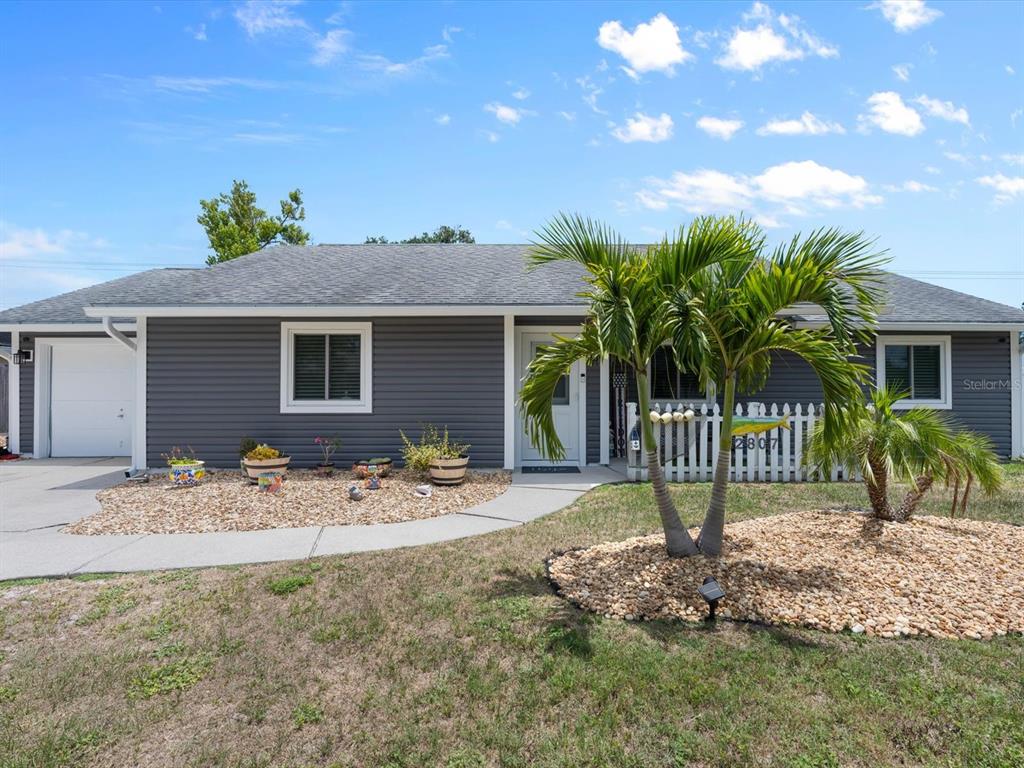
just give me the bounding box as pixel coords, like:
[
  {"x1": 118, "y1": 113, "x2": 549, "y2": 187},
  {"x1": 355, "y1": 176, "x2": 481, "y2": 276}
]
[
  {"x1": 649, "y1": 346, "x2": 710, "y2": 402},
  {"x1": 280, "y1": 322, "x2": 372, "y2": 413},
  {"x1": 876, "y1": 335, "x2": 951, "y2": 409}
]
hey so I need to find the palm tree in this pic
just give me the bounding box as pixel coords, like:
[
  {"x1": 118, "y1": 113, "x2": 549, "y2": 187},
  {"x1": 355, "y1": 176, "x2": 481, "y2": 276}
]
[
  {"x1": 807, "y1": 388, "x2": 1003, "y2": 521},
  {"x1": 519, "y1": 214, "x2": 753, "y2": 557},
  {"x1": 666, "y1": 226, "x2": 887, "y2": 555}
]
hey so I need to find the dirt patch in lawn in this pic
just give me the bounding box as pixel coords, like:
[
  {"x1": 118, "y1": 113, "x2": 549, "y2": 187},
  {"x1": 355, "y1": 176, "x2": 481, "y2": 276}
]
[
  {"x1": 547, "y1": 510, "x2": 1024, "y2": 640},
  {"x1": 66, "y1": 469, "x2": 510, "y2": 534}
]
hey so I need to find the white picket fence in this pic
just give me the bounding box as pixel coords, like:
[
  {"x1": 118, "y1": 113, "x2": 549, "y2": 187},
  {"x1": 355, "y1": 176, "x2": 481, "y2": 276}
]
[{"x1": 625, "y1": 401, "x2": 861, "y2": 483}]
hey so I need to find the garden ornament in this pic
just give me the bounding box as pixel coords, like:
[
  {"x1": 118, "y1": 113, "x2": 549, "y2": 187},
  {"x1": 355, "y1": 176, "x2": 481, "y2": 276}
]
[{"x1": 348, "y1": 485, "x2": 364, "y2": 501}]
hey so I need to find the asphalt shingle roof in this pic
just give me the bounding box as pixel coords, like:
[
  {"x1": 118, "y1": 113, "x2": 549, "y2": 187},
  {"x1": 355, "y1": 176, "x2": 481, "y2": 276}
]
[{"x1": 1, "y1": 244, "x2": 1022, "y2": 325}]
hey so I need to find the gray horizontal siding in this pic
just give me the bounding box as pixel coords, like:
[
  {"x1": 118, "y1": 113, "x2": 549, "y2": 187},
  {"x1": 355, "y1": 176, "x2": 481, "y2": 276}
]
[
  {"x1": 19, "y1": 337, "x2": 33, "y2": 455},
  {"x1": 146, "y1": 317, "x2": 505, "y2": 468},
  {"x1": 586, "y1": 361, "x2": 601, "y2": 463}
]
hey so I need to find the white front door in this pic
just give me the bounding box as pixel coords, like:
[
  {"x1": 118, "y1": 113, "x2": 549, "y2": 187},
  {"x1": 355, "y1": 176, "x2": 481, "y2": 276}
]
[
  {"x1": 517, "y1": 331, "x2": 581, "y2": 465},
  {"x1": 49, "y1": 342, "x2": 134, "y2": 457}
]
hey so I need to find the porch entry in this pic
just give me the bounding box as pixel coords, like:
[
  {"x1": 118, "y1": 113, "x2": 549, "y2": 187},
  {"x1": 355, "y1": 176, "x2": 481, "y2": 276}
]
[{"x1": 515, "y1": 329, "x2": 584, "y2": 466}]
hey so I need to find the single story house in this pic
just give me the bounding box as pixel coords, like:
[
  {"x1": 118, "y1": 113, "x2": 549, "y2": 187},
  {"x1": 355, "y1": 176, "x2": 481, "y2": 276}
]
[{"x1": 1, "y1": 244, "x2": 1022, "y2": 471}]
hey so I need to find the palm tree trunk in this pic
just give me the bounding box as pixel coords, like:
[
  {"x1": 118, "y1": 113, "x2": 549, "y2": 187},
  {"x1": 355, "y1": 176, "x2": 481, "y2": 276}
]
[
  {"x1": 637, "y1": 370, "x2": 698, "y2": 557},
  {"x1": 959, "y1": 474, "x2": 972, "y2": 516},
  {"x1": 697, "y1": 373, "x2": 736, "y2": 556},
  {"x1": 895, "y1": 473, "x2": 933, "y2": 522},
  {"x1": 865, "y1": 454, "x2": 896, "y2": 521}
]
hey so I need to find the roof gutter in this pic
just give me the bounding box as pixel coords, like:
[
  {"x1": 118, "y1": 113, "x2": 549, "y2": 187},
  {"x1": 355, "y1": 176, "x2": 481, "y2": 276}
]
[{"x1": 102, "y1": 316, "x2": 136, "y2": 352}]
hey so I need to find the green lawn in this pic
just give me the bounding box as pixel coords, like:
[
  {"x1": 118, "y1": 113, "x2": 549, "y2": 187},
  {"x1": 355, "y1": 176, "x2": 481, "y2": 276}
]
[{"x1": 1, "y1": 470, "x2": 1022, "y2": 767}]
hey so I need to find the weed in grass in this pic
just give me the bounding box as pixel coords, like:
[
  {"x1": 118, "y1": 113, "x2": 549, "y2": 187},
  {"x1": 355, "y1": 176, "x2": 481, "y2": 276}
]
[
  {"x1": 152, "y1": 641, "x2": 186, "y2": 659},
  {"x1": 265, "y1": 574, "x2": 314, "y2": 596},
  {"x1": 7, "y1": 722, "x2": 106, "y2": 767},
  {"x1": 292, "y1": 701, "x2": 325, "y2": 728},
  {"x1": 0, "y1": 577, "x2": 47, "y2": 589},
  {"x1": 128, "y1": 654, "x2": 212, "y2": 698},
  {"x1": 76, "y1": 585, "x2": 138, "y2": 625},
  {"x1": 0, "y1": 685, "x2": 18, "y2": 703},
  {"x1": 71, "y1": 572, "x2": 121, "y2": 583},
  {"x1": 445, "y1": 748, "x2": 486, "y2": 768}
]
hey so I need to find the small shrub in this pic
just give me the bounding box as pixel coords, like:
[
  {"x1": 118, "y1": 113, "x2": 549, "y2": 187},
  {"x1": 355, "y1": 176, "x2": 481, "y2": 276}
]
[
  {"x1": 400, "y1": 424, "x2": 470, "y2": 474},
  {"x1": 245, "y1": 443, "x2": 281, "y2": 461},
  {"x1": 292, "y1": 701, "x2": 325, "y2": 728},
  {"x1": 266, "y1": 574, "x2": 314, "y2": 595},
  {"x1": 162, "y1": 446, "x2": 200, "y2": 466},
  {"x1": 239, "y1": 437, "x2": 259, "y2": 458}
]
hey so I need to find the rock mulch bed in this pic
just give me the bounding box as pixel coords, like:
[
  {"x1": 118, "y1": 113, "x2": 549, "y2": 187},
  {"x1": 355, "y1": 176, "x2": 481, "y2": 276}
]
[
  {"x1": 67, "y1": 469, "x2": 510, "y2": 535},
  {"x1": 547, "y1": 511, "x2": 1024, "y2": 640}
]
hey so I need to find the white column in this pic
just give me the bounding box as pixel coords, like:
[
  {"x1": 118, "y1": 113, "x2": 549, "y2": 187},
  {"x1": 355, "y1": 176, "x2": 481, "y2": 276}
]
[
  {"x1": 503, "y1": 313, "x2": 515, "y2": 470},
  {"x1": 7, "y1": 330, "x2": 19, "y2": 455},
  {"x1": 1011, "y1": 331, "x2": 1022, "y2": 459},
  {"x1": 599, "y1": 356, "x2": 610, "y2": 464},
  {"x1": 133, "y1": 317, "x2": 148, "y2": 470}
]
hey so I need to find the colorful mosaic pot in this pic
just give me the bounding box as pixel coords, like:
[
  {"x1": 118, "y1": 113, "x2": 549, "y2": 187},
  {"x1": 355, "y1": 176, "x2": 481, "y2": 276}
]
[{"x1": 168, "y1": 461, "x2": 205, "y2": 487}]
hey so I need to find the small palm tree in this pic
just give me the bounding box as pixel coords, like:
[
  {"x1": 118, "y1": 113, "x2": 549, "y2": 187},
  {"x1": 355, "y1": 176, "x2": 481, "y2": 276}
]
[
  {"x1": 807, "y1": 388, "x2": 1003, "y2": 521},
  {"x1": 520, "y1": 214, "x2": 753, "y2": 557},
  {"x1": 667, "y1": 226, "x2": 887, "y2": 554}
]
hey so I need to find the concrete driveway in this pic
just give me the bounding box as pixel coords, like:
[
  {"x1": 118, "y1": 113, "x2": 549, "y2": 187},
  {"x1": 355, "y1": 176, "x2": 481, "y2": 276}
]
[{"x1": 1, "y1": 458, "x2": 623, "y2": 580}]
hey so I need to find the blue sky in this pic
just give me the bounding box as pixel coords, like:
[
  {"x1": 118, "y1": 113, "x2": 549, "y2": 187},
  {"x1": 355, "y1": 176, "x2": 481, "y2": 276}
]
[{"x1": 1, "y1": 0, "x2": 1022, "y2": 310}]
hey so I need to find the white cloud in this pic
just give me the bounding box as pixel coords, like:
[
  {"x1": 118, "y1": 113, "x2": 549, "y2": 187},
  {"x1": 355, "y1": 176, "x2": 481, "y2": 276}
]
[
  {"x1": 356, "y1": 44, "x2": 449, "y2": 76},
  {"x1": 884, "y1": 179, "x2": 938, "y2": 192},
  {"x1": 1007, "y1": 65, "x2": 1016, "y2": 75},
  {"x1": 481, "y1": 130, "x2": 500, "y2": 143},
  {"x1": 716, "y1": 2, "x2": 837, "y2": 73},
  {"x1": 977, "y1": 173, "x2": 1024, "y2": 203},
  {"x1": 943, "y1": 151, "x2": 969, "y2": 165},
  {"x1": 148, "y1": 75, "x2": 280, "y2": 93},
  {"x1": 756, "y1": 111, "x2": 844, "y2": 136},
  {"x1": 696, "y1": 116, "x2": 743, "y2": 140},
  {"x1": 576, "y1": 76, "x2": 606, "y2": 114},
  {"x1": 1002, "y1": 153, "x2": 1024, "y2": 166},
  {"x1": 870, "y1": 0, "x2": 942, "y2": 33},
  {"x1": 636, "y1": 159, "x2": 880, "y2": 218},
  {"x1": 0, "y1": 225, "x2": 107, "y2": 260},
  {"x1": 1013, "y1": 108, "x2": 1023, "y2": 128},
  {"x1": 611, "y1": 112, "x2": 674, "y2": 143},
  {"x1": 597, "y1": 13, "x2": 693, "y2": 75},
  {"x1": 558, "y1": 111, "x2": 577, "y2": 122},
  {"x1": 511, "y1": 86, "x2": 530, "y2": 100},
  {"x1": 923, "y1": 165, "x2": 941, "y2": 174},
  {"x1": 311, "y1": 28, "x2": 351, "y2": 66},
  {"x1": 858, "y1": 91, "x2": 924, "y2": 136},
  {"x1": 484, "y1": 102, "x2": 533, "y2": 125},
  {"x1": 435, "y1": 113, "x2": 451, "y2": 126},
  {"x1": 186, "y1": 23, "x2": 207, "y2": 41},
  {"x1": 234, "y1": 0, "x2": 307, "y2": 37},
  {"x1": 914, "y1": 95, "x2": 970, "y2": 126},
  {"x1": 892, "y1": 63, "x2": 912, "y2": 81},
  {"x1": 441, "y1": 25, "x2": 462, "y2": 43}
]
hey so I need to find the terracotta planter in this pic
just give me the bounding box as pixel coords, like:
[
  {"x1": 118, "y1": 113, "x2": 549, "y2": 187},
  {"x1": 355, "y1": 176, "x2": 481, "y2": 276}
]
[
  {"x1": 353, "y1": 458, "x2": 393, "y2": 479},
  {"x1": 429, "y1": 455, "x2": 469, "y2": 486},
  {"x1": 168, "y1": 460, "x2": 205, "y2": 487},
  {"x1": 243, "y1": 456, "x2": 291, "y2": 481}
]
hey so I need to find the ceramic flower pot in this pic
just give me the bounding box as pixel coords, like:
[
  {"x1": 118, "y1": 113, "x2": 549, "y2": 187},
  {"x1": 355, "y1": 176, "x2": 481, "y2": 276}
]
[
  {"x1": 243, "y1": 456, "x2": 291, "y2": 481},
  {"x1": 169, "y1": 460, "x2": 205, "y2": 487},
  {"x1": 315, "y1": 463, "x2": 335, "y2": 477},
  {"x1": 352, "y1": 458, "x2": 393, "y2": 479},
  {"x1": 428, "y1": 455, "x2": 469, "y2": 486}
]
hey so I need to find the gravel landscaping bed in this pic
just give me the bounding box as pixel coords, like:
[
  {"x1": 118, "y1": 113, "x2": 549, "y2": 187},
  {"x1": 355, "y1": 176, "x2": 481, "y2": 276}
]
[
  {"x1": 547, "y1": 510, "x2": 1024, "y2": 640},
  {"x1": 67, "y1": 469, "x2": 510, "y2": 534}
]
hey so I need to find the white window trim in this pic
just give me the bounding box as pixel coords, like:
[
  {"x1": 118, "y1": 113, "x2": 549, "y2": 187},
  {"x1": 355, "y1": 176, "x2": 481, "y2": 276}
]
[
  {"x1": 280, "y1": 321, "x2": 372, "y2": 414},
  {"x1": 647, "y1": 344, "x2": 715, "y2": 406},
  {"x1": 876, "y1": 334, "x2": 952, "y2": 409}
]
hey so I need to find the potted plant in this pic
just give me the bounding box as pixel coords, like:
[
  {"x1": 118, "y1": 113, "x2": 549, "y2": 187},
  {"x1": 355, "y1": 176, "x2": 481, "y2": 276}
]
[
  {"x1": 352, "y1": 456, "x2": 393, "y2": 479},
  {"x1": 400, "y1": 424, "x2": 470, "y2": 486},
  {"x1": 314, "y1": 435, "x2": 341, "y2": 476},
  {"x1": 239, "y1": 437, "x2": 258, "y2": 477},
  {"x1": 242, "y1": 443, "x2": 291, "y2": 481},
  {"x1": 163, "y1": 446, "x2": 205, "y2": 486}
]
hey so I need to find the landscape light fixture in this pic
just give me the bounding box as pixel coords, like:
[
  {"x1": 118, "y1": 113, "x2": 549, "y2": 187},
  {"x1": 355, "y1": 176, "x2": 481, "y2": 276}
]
[
  {"x1": 12, "y1": 348, "x2": 32, "y2": 365},
  {"x1": 698, "y1": 576, "x2": 725, "y2": 622}
]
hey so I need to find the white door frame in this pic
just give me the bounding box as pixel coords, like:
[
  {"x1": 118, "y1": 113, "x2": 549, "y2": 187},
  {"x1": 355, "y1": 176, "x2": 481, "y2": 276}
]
[
  {"x1": 32, "y1": 337, "x2": 135, "y2": 459},
  {"x1": 514, "y1": 325, "x2": 587, "y2": 467}
]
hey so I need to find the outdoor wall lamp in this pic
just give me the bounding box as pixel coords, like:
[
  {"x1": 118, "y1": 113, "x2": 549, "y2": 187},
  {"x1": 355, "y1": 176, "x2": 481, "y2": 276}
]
[
  {"x1": 698, "y1": 576, "x2": 725, "y2": 622},
  {"x1": 12, "y1": 348, "x2": 32, "y2": 364}
]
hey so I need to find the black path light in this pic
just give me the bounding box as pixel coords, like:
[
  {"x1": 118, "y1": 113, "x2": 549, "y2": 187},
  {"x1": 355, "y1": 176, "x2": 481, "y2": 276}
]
[{"x1": 698, "y1": 576, "x2": 726, "y2": 622}]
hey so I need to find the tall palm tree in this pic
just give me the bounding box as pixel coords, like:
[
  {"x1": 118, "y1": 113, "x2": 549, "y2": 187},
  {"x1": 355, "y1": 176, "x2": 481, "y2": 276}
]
[
  {"x1": 666, "y1": 225, "x2": 887, "y2": 555},
  {"x1": 807, "y1": 388, "x2": 1003, "y2": 521},
  {"x1": 519, "y1": 214, "x2": 753, "y2": 557}
]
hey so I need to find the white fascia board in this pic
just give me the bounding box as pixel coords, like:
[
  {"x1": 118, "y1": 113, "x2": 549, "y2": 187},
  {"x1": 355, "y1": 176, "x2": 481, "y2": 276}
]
[
  {"x1": 0, "y1": 322, "x2": 137, "y2": 333},
  {"x1": 794, "y1": 321, "x2": 1024, "y2": 332},
  {"x1": 82, "y1": 305, "x2": 587, "y2": 318}
]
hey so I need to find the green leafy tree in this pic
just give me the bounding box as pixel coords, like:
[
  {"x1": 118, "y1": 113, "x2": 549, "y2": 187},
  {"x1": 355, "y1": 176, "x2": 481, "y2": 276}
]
[
  {"x1": 519, "y1": 214, "x2": 755, "y2": 557},
  {"x1": 807, "y1": 388, "x2": 1003, "y2": 521},
  {"x1": 364, "y1": 225, "x2": 475, "y2": 244},
  {"x1": 198, "y1": 180, "x2": 310, "y2": 265},
  {"x1": 666, "y1": 224, "x2": 887, "y2": 554}
]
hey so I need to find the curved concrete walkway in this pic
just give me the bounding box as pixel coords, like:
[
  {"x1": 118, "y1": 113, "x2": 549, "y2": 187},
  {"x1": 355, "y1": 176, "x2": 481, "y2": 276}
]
[{"x1": 0, "y1": 459, "x2": 624, "y2": 579}]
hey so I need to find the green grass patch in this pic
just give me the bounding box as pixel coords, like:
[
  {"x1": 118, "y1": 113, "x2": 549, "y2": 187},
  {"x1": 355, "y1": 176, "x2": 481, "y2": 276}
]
[
  {"x1": 265, "y1": 574, "x2": 314, "y2": 595},
  {"x1": 0, "y1": 577, "x2": 47, "y2": 589},
  {"x1": 128, "y1": 654, "x2": 212, "y2": 699},
  {"x1": 291, "y1": 701, "x2": 325, "y2": 728}
]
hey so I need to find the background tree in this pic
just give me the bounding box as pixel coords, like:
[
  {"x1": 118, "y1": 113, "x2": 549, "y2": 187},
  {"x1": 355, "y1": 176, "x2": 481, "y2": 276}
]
[
  {"x1": 364, "y1": 225, "x2": 475, "y2": 244},
  {"x1": 198, "y1": 180, "x2": 310, "y2": 265},
  {"x1": 807, "y1": 388, "x2": 1003, "y2": 522},
  {"x1": 668, "y1": 225, "x2": 886, "y2": 555},
  {"x1": 519, "y1": 214, "x2": 752, "y2": 557}
]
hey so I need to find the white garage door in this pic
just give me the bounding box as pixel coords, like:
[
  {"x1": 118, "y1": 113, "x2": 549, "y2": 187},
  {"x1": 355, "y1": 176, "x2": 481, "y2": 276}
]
[{"x1": 50, "y1": 342, "x2": 134, "y2": 457}]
